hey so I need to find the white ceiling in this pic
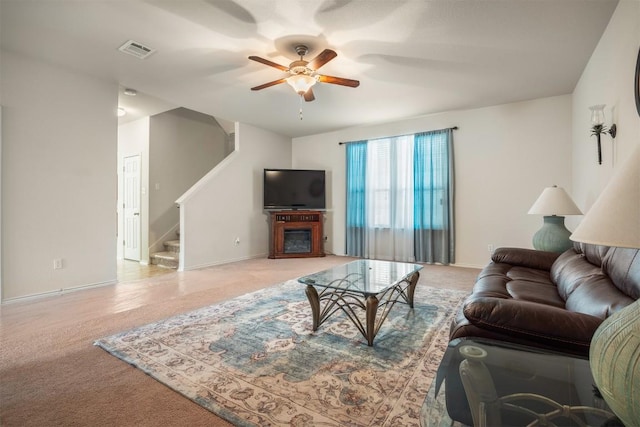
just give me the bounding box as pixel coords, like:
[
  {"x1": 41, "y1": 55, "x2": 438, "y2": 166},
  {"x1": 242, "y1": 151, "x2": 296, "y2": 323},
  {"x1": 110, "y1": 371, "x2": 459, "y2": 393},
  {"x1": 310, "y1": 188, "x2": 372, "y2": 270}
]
[{"x1": 1, "y1": 0, "x2": 618, "y2": 138}]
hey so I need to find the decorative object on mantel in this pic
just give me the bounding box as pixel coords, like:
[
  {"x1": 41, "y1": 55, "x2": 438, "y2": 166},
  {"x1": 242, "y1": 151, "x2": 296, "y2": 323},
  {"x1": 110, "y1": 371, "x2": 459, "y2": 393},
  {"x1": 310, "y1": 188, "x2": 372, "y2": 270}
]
[
  {"x1": 571, "y1": 144, "x2": 640, "y2": 427},
  {"x1": 589, "y1": 104, "x2": 617, "y2": 164},
  {"x1": 528, "y1": 185, "x2": 582, "y2": 253}
]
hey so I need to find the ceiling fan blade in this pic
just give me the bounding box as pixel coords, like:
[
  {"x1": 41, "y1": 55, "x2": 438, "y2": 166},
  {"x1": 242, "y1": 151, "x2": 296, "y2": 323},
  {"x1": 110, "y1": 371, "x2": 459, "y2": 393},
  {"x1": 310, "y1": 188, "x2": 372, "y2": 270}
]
[
  {"x1": 248, "y1": 56, "x2": 289, "y2": 71},
  {"x1": 251, "y1": 78, "x2": 287, "y2": 91},
  {"x1": 303, "y1": 88, "x2": 315, "y2": 102},
  {"x1": 307, "y1": 49, "x2": 337, "y2": 70},
  {"x1": 318, "y1": 74, "x2": 360, "y2": 88}
]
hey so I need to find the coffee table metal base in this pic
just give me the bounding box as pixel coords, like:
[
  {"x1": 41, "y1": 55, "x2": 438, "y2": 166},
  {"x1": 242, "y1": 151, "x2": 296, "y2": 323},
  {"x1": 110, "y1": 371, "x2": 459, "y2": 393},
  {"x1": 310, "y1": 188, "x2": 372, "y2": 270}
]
[{"x1": 304, "y1": 272, "x2": 419, "y2": 346}]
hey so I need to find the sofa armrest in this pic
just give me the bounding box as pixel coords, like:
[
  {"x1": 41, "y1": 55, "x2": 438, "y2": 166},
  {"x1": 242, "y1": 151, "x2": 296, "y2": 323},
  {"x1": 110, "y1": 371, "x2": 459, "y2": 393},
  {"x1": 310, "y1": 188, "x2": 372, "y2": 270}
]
[
  {"x1": 491, "y1": 247, "x2": 561, "y2": 271},
  {"x1": 463, "y1": 296, "x2": 602, "y2": 349}
]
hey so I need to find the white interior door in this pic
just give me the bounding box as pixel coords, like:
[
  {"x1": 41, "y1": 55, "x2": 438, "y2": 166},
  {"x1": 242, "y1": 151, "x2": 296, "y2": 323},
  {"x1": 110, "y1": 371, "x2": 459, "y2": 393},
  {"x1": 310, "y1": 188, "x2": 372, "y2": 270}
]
[{"x1": 123, "y1": 154, "x2": 141, "y2": 261}]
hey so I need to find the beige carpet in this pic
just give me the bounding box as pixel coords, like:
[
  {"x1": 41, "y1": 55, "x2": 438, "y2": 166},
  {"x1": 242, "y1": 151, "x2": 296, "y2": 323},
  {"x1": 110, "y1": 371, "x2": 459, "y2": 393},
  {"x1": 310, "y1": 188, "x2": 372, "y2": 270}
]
[{"x1": 1, "y1": 256, "x2": 479, "y2": 426}]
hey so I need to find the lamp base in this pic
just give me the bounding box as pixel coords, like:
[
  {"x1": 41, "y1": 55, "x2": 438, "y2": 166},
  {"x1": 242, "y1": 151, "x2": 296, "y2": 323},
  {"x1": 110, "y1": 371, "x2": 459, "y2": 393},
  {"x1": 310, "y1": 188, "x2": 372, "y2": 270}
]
[
  {"x1": 590, "y1": 299, "x2": 640, "y2": 426},
  {"x1": 532, "y1": 216, "x2": 573, "y2": 253}
]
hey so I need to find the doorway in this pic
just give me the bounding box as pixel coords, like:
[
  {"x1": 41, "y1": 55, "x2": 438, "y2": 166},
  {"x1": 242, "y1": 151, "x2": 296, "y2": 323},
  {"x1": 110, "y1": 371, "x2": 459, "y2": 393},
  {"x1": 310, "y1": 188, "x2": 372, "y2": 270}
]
[{"x1": 123, "y1": 154, "x2": 141, "y2": 261}]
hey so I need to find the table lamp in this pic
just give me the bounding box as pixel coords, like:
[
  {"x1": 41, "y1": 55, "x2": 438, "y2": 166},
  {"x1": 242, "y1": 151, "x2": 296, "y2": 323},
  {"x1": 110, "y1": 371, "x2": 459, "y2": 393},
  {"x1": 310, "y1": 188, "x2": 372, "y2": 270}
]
[
  {"x1": 528, "y1": 185, "x2": 582, "y2": 253},
  {"x1": 570, "y1": 144, "x2": 640, "y2": 427}
]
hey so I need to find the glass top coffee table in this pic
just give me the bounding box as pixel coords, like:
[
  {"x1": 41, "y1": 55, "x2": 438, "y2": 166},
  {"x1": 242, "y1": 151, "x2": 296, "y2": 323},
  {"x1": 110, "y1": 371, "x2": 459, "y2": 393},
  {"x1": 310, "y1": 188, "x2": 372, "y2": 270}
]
[
  {"x1": 421, "y1": 338, "x2": 620, "y2": 427},
  {"x1": 297, "y1": 259, "x2": 423, "y2": 346}
]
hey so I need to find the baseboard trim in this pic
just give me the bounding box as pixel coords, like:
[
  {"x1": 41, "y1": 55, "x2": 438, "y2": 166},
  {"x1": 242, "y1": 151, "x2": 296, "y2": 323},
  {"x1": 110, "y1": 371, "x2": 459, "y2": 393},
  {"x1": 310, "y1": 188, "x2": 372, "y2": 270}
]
[
  {"x1": 450, "y1": 262, "x2": 485, "y2": 269},
  {"x1": 1, "y1": 279, "x2": 117, "y2": 304},
  {"x1": 179, "y1": 253, "x2": 268, "y2": 272}
]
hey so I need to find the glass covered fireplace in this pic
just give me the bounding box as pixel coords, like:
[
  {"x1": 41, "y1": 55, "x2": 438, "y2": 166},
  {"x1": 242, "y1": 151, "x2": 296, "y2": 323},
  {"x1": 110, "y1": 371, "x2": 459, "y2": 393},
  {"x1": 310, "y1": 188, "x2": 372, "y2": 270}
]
[{"x1": 283, "y1": 229, "x2": 312, "y2": 254}]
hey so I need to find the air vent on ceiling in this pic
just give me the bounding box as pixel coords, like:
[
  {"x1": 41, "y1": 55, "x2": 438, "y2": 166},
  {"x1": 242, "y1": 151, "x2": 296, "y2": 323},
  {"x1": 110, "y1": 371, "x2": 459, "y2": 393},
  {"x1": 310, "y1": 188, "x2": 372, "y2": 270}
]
[{"x1": 118, "y1": 40, "x2": 156, "y2": 59}]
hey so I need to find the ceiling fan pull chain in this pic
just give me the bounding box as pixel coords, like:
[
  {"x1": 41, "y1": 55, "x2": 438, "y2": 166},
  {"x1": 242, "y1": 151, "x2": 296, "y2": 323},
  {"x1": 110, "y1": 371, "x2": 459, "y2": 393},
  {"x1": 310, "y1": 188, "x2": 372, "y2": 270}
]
[{"x1": 299, "y1": 94, "x2": 304, "y2": 120}]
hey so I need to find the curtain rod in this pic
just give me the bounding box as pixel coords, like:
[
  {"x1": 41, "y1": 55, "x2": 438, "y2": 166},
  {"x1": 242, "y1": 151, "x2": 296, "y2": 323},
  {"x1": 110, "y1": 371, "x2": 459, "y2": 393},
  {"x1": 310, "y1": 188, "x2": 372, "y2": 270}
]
[{"x1": 338, "y1": 126, "x2": 458, "y2": 145}]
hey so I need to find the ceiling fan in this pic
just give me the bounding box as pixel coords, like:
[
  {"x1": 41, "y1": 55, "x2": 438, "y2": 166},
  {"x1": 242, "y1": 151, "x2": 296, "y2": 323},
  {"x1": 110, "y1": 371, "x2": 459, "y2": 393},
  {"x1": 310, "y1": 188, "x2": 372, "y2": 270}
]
[{"x1": 249, "y1": 45, "x2": 360, "y2": 102}]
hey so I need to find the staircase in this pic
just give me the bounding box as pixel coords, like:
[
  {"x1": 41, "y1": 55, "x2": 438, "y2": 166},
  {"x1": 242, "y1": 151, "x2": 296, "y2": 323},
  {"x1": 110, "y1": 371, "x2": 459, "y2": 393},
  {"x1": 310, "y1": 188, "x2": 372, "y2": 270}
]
[{"x1": 150, "y1": 238, "x2": 180, "y2": 269}]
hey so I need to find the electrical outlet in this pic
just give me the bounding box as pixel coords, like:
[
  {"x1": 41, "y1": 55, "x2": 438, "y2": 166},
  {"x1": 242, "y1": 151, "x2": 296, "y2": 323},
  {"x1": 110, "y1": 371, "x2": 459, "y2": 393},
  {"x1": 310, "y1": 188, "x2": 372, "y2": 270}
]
[
  {"x1": 234, "y1": 237, "x2": 240, "y2": 245},
  {"x1": 487, "y1": 244, "x2": 494, "y2": 254},
  {"x1": 53, "y1": 258, "x2": 63, "y2": 270}
]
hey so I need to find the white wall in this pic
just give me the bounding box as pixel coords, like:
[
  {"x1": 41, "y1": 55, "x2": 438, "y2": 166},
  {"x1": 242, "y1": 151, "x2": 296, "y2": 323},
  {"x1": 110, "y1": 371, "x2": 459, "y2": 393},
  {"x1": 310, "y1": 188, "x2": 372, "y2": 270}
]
[
  {"x1": 0, "y1": 106, "x2": 3, "y2": 301},
  {"x1": 117, "y1": 117, "x2": 150, "y2": 261},
  {"x1": 1, "y1": 51, "x2": 118, "y2": 300},
  {"x1": 1, "y1": 1, "x2": 633, "y2": 300},
  {"x1": 293, "y1": 95, "x2": 573, "y2": 268},
  {"x1": 178, "y1": 122, "x2": 291, "y2": 270},
  {"x1": 148, "y1": 108, "x2": 227, "y2": 253},
  {"x1": 571, "y1": 0, "x2": 640, "y2": 224}
]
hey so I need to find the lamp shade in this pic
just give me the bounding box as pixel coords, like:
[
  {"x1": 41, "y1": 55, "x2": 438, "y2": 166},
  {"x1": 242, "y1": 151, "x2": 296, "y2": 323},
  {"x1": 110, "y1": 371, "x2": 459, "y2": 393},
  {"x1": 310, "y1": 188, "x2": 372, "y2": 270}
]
[
  {"x1": 570, "y1": 145, "x2": 640, "y2": 248},
  {"x1": 571, "y1": 144, "x2": 640, "y2": 427},
  {"x1": 589, "y1": 104, "x2": 606, "y2": 125},
  {"x1": 286, "y1": 74, "x2": 317, "y2": 95},
  {"x1": 528, "y1": 186, "x2": 582, "y2": 253},
  {"x1": 528, "y1": 186, "x2": 582, "y2": 216}
]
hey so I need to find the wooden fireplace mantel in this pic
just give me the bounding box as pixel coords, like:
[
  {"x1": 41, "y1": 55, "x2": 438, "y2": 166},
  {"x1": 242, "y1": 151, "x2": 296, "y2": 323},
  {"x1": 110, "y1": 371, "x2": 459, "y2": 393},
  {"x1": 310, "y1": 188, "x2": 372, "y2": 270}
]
[{"x1": 268, "y1": 210, "x2": 325, "y2": 259}]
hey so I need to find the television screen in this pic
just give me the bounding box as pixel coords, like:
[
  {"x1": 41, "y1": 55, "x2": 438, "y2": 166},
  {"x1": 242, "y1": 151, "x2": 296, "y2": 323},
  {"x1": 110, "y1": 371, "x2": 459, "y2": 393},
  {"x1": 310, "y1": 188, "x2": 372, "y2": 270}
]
[{"x1": 263, "y1": 169, "x2": 326, "y2": 210}]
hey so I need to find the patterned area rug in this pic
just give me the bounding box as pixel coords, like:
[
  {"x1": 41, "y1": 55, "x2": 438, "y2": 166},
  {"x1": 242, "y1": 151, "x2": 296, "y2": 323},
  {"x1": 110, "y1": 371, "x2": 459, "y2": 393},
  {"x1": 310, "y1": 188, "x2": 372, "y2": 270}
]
[{"x1": 95, "y1": 279, "x2": 467, "y2": 426}]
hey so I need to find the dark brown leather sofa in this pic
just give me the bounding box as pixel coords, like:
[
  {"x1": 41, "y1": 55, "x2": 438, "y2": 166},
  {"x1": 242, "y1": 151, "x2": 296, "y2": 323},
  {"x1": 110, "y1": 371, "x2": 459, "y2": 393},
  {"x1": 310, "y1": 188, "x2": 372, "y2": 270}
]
[
  {"x1": 450, "y1": 242, "x2": 640, "y2": 357},
  {"x1": 443, "y1": 242, "x2": 640, "y2": 425}
]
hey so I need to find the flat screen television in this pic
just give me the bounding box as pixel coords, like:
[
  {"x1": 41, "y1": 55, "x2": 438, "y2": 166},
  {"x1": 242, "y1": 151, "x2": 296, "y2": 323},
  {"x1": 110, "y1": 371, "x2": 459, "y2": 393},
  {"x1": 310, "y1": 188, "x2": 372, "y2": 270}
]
[{"x1": 263, "y1": 168, "x2": 326, "y2": 210}]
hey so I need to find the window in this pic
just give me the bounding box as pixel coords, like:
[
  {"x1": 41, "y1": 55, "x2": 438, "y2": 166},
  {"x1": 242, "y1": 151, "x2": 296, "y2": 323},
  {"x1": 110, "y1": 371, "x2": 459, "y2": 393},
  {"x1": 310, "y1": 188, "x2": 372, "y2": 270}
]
[
  {"x1": 366, "y1": 136, "x2": 415, "y2": 228},
  {"x1": 345, "y1": 128, "x2": 455, "y2": 264}
]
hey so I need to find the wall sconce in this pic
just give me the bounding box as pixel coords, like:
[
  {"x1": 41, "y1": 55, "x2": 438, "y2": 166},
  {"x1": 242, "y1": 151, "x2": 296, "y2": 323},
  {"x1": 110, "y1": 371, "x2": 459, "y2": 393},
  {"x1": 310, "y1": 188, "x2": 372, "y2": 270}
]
[{"x1": 589, "y1": 104, "x2": 617, "y2": 164}]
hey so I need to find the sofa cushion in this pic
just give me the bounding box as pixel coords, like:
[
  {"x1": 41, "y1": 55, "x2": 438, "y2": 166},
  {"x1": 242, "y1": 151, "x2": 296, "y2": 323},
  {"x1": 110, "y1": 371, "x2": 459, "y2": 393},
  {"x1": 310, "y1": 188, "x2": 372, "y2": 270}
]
[
  {"x1": 602, "y1": 247, "x2": 640, "y2": 300},
  {"x1": 551, "y1": 250, "x2": 604, "y2": 302},
  {"x1": 492, "y1": 247, "x2": 559, "y2": 270},
  {"x1": 564, "y1": 276, "x2": 634, "y2": 318},
  {"x1": 551, "y1": 246, "x2": 640, "y2": 318},
  {"x1": 577, "y1": 242, "x2": 609, "y2": 267},
  {"x1": 471, "y1": 262, "x2": 565, "y2": 307},
  {"x1": 506, "y1": 279, "x2": 565, "y2": 307},
  {"x1": 470, "y1": 263, "x2": 516, "y2": 298},
  {"x1": 460, "y1": 297, "x2": 602, "y2": 355},
  {"x1": 506, "y1": 266, "x2": 554, "y2": 285}
]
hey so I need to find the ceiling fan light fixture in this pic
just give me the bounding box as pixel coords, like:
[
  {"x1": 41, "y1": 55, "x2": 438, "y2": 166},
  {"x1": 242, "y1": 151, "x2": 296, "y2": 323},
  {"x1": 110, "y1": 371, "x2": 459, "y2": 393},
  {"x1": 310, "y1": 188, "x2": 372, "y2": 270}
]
[
  {"x1": 286, "y1": 74, "x2": 317, "y2": 95},
  {"x1": 249, "y1": 46, "x2": 358, "y2": 101}
]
